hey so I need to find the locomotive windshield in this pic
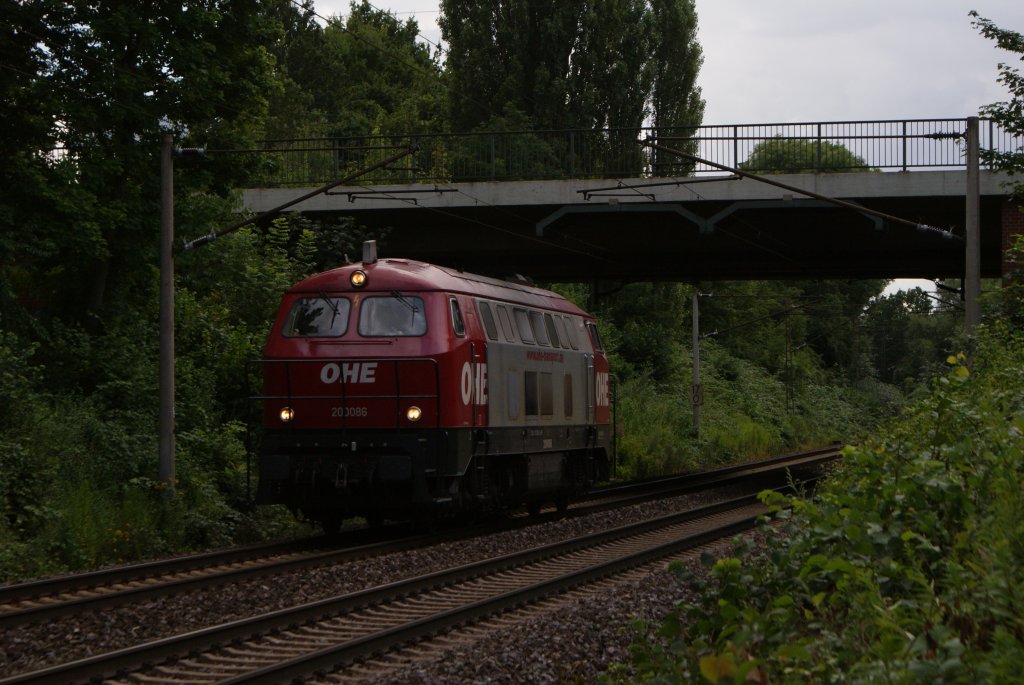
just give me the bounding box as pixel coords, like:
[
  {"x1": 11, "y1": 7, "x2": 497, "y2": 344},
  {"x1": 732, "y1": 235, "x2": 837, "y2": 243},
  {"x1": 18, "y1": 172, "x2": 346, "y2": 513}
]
[
  {"x1": 282, "y1": 296, "x2": 350, "y2": 337},
  {"x1": 358, "y1": 295, "x2": 427, "y2": 336}
]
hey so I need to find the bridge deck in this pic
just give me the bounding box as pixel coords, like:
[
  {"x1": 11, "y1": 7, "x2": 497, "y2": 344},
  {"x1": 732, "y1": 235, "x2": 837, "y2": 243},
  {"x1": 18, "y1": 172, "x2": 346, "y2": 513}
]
[{"x1": 241, "y1": 170, "x2": 1013, "y2": 282}]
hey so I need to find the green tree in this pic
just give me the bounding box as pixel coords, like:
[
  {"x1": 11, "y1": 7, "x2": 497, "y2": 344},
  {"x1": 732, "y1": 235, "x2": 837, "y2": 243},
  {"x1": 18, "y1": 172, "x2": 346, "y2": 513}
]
[
  {"x1": 971, "y1": 12, "x2": 1024, "y2": 200},
  {"x1": 0, "y1": 0, "x2": 310, "y2": 576},
  {"x1": 439, "y1": 0, "x2": 704, "y2": 136},
  {"x1": 740, "y1": 136, "x2": 872, "y2": 173},
  {"x1": 648, "y1": 0, "x2": 705, "y2": 175},
  {"x1": 3, "y1": 0, "x2": 283, "y2": 325},
  {"x1": 271, "y1": 0, "x2": 444, "y2": 139},
  {"x1": 863, "y1": 288, "x2": 959, "y2": 388},
  {"x1": 726, "y1": 140, "x2": 884, "y2": 380},
  {"x1": 440, "y1": 0, "x2": 585, "y2": 132}
]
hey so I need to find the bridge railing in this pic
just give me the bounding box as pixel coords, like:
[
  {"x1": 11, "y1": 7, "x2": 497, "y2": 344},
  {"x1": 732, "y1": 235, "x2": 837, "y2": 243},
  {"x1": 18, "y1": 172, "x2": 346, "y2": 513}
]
[{"x1": 47, "y1": 119, "x2": 1015, "y2": 187}]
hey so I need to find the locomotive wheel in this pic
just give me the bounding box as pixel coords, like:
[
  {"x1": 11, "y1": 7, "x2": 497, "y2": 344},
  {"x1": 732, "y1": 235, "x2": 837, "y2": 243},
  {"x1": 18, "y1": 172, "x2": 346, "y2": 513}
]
[
  {"x1": 555, "y1": 493, "x2": 570, "y2": 514},
  {"x1": 527, "y1": 500, "x2": 542, "y2": 516}
]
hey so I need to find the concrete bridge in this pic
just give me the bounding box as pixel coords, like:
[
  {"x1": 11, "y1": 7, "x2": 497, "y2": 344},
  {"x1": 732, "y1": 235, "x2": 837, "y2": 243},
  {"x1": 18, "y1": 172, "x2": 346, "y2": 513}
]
[{"x1": 237, "y1": 118, "x2": 1022, "y2": 283}]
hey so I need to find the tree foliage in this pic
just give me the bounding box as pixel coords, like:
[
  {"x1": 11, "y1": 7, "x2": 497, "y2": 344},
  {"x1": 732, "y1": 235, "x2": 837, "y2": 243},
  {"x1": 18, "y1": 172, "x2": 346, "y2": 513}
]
[
  {"x1": 863, "y1": 288, "x2": 959, "y2": 388},
  {"x1": 268, "y1": 0, "x2": 444, "y2": 139},
  {"x1": 740, "y1": 137, "x2": 872, "y2": 174},
  {"x1": 613, "y1": 320, "x2": 1024, "y2": 684},
  {"x1": 971, "y1": 11, "x2": 1024, "y2": 199},
  {"x1": 2, "y1": 0, "x2": 282, "y2": 327},
  {"x1": 439, "y1": 0, "x2": 704, "y2": 134}
]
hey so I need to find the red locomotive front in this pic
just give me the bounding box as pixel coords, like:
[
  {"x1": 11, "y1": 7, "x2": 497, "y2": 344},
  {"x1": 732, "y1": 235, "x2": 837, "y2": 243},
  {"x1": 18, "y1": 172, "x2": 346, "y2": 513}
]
[{"x1": 255, "y1": 242, "x2": 611, "y2": 531}]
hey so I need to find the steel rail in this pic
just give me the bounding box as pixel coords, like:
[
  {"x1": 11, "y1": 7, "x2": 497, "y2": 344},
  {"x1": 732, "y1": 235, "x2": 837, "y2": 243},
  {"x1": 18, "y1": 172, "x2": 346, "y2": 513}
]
[
  {"x1": 580, "y1": 444, "x2": 838, "y2": 505},
  {"x1": 1, "y1": 493, "x2": 776, "y2": 685},
  {"x1": 0, "y1": 446, "x2": 837, "y2": 628},
  {"x1": 0, "y1": 529, "x2": 421, "y2": 629},
  {"x1": 231, "y1": 504, "x2": 767, "y2": 684},
  {"x1": 0, "y1": 536, "x2": 322, "y2": 606}
]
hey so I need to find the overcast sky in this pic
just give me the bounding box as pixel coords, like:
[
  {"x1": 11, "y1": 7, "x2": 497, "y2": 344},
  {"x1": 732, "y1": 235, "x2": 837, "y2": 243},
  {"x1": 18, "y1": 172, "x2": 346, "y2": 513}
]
[
  {"x1": 311, "y1": 1, "x2": 1023, "y2": 293},
  {"x1": 312, "y1": 0, "x2": 1024, "y2": 124}
]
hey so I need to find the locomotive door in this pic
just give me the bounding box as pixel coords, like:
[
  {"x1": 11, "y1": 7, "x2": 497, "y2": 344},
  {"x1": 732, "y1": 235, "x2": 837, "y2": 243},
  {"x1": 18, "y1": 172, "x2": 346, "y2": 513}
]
[
  {"x1": 584, "y1": 353, "x2": 595, "y2": 424},
  {"x1": 470, "y1": 341, "x2": 481, "y2": 427}
]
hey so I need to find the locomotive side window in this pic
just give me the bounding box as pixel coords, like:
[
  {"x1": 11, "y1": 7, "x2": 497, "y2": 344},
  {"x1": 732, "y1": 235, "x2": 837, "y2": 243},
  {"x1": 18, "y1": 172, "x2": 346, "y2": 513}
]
[
  {"x1": 564, "y1": 374, "x2": 573, "y2": 416},
  {"x1": 560, "y1": 316, "x2": 579, "y2": 350},
  {"x1": 539, "y1": 372, "x2": 553, "y2": 415},
  {"x1": 544, "y1": 313, "x2": 562, "y2": 348},
  {"x1": 478, "y1": 301, "x2": 498, "y2": 340},
  {"x1": 449, "y1": 297, "x2": 465, "y2": 337},
  {"x1": 496, "y1": 306, "x2": 516, "y2": 342},
  {"x1": 528, "y1": 311, "x2": 550, "y2": 346},
  {"x1": 514, "y1": 308, "x2": 535, "y2": 344},
  {"x1": 585, "y1": 321, "x2": 605, "y2": 352},
  {"x1": 283, "y1": 296, "x2": 351, "y2": 337},
  {"x1": 358, "y1": 295, "x2": 427, "y2": 336},
  {"x1": 524, "y1": 371, "x2": 553, "y2": 417}
]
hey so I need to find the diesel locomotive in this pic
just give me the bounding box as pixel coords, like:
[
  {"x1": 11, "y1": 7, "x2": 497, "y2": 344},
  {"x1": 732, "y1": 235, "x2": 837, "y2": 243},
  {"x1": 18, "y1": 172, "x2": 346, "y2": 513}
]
[{"x1": 255, "y1": 241, "x2": 611, "y2": 531}]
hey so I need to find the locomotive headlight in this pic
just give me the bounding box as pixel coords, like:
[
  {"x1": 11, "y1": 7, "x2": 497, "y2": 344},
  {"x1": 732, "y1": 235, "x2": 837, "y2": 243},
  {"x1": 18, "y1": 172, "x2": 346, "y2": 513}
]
[
  {"x1": 279, "y1": 407, "x2": 295, "y2": 423},
  {"x1": 405, "y1": 406, "x2": 422, "y2": 422},
  {"x1": 350, "y1": 270, "x2": 367, "y2": 287}
]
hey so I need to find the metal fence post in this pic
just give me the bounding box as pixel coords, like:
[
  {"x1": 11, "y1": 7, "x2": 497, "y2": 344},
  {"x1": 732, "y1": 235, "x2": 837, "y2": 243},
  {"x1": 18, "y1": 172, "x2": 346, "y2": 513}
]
[
  {"x1": 569, "y1": 131, "x2": 576, "y2": 178},
  {"x1": 902, "y1": 120, "x2": 908, "y2": 172},
  {"x1": 411, "y1": 136, "x2": 418, "y2": 182},
  {"x1": 816, "y1": 123, "x2": 822, "y2": 171},
  {"x1": 489, "y1": 134, "x2": 496, "y2": 180}
]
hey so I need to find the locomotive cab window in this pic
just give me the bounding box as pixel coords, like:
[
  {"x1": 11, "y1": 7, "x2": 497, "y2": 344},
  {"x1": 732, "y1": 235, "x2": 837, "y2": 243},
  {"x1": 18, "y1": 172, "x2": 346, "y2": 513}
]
[
  {"x1": 450, "y1": 297, "x2": 465, "y2": 337},
  {"x1": 358, "y1": 294, "x2": 427, "y2": 337},
  {"x1": 560, "y1": 316, "x2": 579, "y2": 350},
  {"x1": 283, "y1": 296, "x2": 351, "y2": 337},
  {"x1": 585, "y1": 321, "x2": 605, "y2": 352},
  {"x1": 478, "y1": 301, "x2": 498, "y2": 340}
]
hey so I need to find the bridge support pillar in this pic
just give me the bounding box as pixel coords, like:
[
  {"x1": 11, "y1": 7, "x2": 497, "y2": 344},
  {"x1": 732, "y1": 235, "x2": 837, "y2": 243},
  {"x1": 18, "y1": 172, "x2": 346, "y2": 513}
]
[
  {"x1": 965, "y1": 117, "x2": 981, "y2": 334},
  {"x1": 1003, "y1": 200, "x2": 1024, "y2": 280}
]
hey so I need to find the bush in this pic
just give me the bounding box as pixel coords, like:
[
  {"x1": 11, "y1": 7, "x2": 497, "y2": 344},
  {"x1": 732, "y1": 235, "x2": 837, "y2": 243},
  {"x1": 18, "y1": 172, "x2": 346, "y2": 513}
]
[{"x1": 612, "y1": 323, "x2": 1024, "y2": 683}]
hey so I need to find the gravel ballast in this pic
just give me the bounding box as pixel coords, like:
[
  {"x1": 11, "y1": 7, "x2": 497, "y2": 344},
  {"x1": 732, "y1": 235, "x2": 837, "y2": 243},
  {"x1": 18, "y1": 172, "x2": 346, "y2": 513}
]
[{"x1": 0, "y1": 484, "x2": 770, "y2": 680}]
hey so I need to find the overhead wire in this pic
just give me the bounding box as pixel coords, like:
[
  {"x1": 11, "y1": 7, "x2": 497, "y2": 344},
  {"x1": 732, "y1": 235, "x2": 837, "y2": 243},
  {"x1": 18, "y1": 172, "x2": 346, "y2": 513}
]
[{"x1": 360, "y1": 0, "x2": 445, "y2": 55}]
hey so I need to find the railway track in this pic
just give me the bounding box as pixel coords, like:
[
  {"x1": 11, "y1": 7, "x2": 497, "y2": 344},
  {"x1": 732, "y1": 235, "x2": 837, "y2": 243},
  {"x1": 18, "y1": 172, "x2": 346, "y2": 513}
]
[
  {"x1": 2, "y1": 493, "x2": 774, "y2": 685},
  {"x1": 0, "y1": 529, "x2": 418, "y2": 629},
  {"x1": 0, "y1": 445, "x2": 837, "y2": 631}
]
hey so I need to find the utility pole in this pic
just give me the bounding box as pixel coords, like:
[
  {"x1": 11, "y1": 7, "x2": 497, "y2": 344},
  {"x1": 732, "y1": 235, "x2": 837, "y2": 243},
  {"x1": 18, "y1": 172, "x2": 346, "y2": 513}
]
[
  {"x1": 965, "y1": 116, "x2": 981, "y2": 334},
  {"x1": 159, "y1": 133, "x2": 175, "y2": 490},
  {"x1": 691, "y1": 292, "x2": 702, "y2": 436}
]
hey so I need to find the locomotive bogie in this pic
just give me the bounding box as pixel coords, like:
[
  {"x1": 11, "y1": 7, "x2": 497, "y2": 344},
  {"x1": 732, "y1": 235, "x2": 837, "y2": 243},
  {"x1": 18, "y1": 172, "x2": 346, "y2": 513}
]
[{"x1": 255, "y1": 250, "x2": 611, "y2": 530}]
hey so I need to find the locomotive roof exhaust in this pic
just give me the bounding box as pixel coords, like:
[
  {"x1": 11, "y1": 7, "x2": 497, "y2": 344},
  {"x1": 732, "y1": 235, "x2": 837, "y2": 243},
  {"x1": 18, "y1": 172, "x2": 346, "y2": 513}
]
[{"x1": 362, "y1": 240, "x2": 378, "y2": 264}]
